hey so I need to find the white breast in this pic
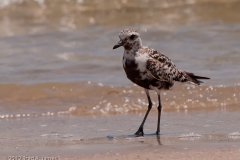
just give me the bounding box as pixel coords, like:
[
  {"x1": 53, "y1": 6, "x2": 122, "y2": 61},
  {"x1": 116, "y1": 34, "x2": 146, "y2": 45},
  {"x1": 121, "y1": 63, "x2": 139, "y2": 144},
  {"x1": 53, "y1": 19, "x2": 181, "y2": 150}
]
[{"x1": 135, "y1": 53, "x2": 148, "y2": 72}]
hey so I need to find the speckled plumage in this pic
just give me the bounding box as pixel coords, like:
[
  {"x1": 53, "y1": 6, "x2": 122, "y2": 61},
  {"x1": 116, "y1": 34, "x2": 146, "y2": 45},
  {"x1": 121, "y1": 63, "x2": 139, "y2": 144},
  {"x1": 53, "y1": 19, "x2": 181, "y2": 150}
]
[{"x1": 113, "y1": 29, "x2": 210, "y2": 136}]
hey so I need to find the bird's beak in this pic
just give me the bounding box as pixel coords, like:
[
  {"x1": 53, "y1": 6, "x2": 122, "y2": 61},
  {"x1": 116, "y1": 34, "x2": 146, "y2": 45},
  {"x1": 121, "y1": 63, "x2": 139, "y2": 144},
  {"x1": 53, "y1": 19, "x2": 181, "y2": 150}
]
[{"x1": 113, "y1": 40, "x2": 124, "y2": 49}]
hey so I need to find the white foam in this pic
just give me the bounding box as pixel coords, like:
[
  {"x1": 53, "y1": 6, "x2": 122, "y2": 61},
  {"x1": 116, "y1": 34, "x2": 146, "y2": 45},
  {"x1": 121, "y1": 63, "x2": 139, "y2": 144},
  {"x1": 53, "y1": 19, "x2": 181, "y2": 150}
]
[
  {"x1": 178, "y1": 133, "x2": 201, "y2": 138},
  {"x1": 62, "y1": 134, "x2": 73, "y2": 138}
]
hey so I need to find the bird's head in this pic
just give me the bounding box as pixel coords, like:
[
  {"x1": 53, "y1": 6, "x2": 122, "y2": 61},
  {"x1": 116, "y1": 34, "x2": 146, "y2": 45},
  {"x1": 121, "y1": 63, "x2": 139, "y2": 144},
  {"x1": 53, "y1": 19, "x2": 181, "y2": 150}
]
[{"x1": 113, "y1": 29, "x2": 142, "y2": 51}]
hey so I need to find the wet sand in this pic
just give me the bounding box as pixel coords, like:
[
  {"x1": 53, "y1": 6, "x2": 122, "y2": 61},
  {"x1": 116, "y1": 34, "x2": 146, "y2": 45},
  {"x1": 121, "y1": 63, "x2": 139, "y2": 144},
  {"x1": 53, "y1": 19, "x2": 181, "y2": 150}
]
[
  {"x1": 82, "y1": 143, "x2": 240, "y2": 160},
  {"x1": 2, "y1": 138, "x2": 240, "y2": 160},
  {"x1": 1, "y1": 108, "x2": 240, "y2": 159}
]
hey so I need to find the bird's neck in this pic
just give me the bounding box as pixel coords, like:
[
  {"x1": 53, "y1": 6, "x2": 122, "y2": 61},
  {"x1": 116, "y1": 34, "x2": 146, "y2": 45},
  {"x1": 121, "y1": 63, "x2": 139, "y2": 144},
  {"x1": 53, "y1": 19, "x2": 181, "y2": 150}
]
[
  {"x1": 124, "y1": 47, "x2": 143, "y2": 57},
  {"x1": 133, "y1": 39, "x2": 143, "y2": 51},
  {"x1": 124, "y1": 40, "x2": 143, "y2": 55}
]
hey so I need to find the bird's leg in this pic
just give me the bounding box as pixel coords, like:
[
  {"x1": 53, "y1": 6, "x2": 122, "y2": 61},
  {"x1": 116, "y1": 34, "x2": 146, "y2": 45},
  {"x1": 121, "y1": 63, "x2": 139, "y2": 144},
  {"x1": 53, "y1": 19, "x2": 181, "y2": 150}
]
[
  {"x1": 135, "y1": 89, "x2": 152, "y2": 136},
  {"x1": 156, "y1": 93, "x2": 162, "y2": 134}
]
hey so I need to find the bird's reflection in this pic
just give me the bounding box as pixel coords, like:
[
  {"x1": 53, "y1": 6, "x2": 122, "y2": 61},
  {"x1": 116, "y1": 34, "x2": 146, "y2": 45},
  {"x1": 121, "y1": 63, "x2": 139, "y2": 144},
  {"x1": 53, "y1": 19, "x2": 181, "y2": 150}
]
[
  {"x1": 156, "y1": 134, "x2": 161, "y2": 145},
  {"x1": 135, "y1": 133, "x2": 162, "y2": 145}
]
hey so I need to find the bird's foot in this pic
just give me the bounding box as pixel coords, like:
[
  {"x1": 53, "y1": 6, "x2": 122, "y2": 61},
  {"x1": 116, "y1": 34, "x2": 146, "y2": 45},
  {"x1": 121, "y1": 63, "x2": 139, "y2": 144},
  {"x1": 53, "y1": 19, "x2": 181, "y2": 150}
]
[{"x1": 135, "y1": 128, "x2": 144, "y2": 136}]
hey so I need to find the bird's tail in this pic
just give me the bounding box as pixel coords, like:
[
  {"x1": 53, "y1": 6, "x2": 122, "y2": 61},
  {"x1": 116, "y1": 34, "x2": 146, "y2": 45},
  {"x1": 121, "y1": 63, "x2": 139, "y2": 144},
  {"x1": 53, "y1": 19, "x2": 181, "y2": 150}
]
[{"x1": 184, "y1": 71, "x2": 210, "y2": 85}]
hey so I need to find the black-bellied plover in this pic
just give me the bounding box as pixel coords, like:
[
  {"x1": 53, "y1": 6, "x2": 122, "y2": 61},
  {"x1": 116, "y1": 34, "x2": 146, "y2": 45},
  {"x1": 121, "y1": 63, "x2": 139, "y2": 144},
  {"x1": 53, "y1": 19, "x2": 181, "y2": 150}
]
[{"x1": 113, "y1": 29, "x2": 210, "y2": 136}]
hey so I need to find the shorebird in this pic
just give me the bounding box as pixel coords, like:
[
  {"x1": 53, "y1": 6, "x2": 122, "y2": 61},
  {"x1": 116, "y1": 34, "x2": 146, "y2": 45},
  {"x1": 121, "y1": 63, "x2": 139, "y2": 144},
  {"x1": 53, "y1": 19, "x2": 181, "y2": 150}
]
[{"x1": 113, "y1": 29, "x2": 210, "y2": 136}]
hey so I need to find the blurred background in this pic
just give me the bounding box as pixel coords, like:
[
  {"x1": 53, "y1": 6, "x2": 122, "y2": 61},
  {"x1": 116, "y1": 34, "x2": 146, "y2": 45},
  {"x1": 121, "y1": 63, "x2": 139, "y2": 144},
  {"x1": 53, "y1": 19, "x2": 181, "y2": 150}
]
[{"x1": 0, "y1": 0, "x2": 240, "y2": 116}]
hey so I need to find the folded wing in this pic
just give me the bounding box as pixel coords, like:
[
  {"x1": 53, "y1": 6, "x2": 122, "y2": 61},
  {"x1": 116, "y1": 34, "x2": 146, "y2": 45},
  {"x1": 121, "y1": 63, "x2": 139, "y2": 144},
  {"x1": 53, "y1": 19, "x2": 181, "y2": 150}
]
[{"x1": 146, "y1": 49, "x2": 210, "y2": 85}]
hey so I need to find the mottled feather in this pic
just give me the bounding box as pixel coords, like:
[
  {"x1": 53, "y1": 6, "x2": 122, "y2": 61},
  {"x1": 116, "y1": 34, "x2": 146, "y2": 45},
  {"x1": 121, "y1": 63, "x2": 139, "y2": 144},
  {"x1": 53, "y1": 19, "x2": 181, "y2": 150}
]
[{"x1": 139, "y1": 48, "x2": 186, "y2": 85}]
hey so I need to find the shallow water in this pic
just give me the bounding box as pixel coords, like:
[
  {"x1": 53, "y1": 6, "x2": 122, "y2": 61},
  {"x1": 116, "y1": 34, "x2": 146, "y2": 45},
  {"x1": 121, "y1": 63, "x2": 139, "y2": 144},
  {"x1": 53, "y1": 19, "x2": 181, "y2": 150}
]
[{"x1": 0, "y1": 23, "x2": 240, "y2": 85}]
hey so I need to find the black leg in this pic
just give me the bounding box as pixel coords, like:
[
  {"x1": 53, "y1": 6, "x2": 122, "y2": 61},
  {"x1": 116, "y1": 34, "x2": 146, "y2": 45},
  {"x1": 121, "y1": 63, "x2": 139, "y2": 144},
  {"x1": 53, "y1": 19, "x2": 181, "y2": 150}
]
[
  {"x1": 156, "y1": 93, "x2": 162, "y2": 134},
  {"x1": 135, "y1": 89, "x2": 152, "y2": 136}
]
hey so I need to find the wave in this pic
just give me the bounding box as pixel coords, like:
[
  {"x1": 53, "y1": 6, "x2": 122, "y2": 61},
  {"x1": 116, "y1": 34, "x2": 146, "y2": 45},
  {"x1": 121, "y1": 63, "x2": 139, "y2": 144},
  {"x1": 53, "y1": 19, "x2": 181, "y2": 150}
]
[
  {"x1": 0, "y1": 0, "x2": 239, "y2": 37},
  {"x1": 0, "y1": 82, "x2": 239, "y2": 117},
  {"x1": 0, "y1": 0, "x2": 236, "y2": 9}
]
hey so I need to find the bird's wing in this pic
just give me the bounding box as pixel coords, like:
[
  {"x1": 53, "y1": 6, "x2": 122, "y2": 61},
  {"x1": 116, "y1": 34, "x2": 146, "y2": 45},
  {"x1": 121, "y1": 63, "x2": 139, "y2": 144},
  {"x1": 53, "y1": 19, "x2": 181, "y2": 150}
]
[
  {"x1": 145, "y1": 48, "x2": 187, "y2": 84},
  {"x1": 147, "y1": 48, "x2": 176, "y2": 68}
]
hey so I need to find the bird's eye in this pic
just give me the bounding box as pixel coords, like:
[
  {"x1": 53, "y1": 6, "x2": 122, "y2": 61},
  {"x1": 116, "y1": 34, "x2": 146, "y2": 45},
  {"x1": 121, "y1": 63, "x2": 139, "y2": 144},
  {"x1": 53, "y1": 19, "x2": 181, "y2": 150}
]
[{"x1": 129, "y1": 35, "x2": 136, "y2": 40}]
